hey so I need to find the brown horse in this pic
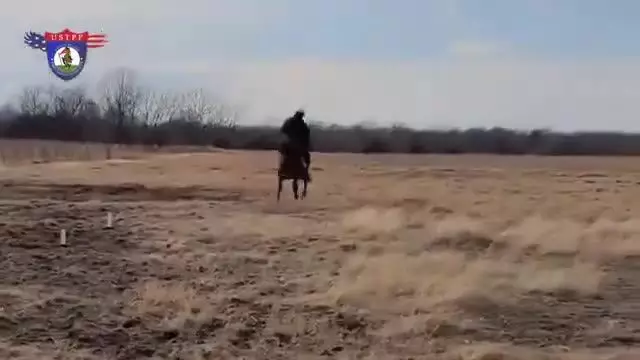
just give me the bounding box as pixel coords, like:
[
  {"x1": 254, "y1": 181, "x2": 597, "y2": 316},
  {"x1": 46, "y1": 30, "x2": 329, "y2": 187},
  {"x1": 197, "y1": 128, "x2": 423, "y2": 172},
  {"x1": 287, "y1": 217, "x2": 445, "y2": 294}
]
[{"x1": 277, "y1": 140, "x2": 310, "y2": 201}]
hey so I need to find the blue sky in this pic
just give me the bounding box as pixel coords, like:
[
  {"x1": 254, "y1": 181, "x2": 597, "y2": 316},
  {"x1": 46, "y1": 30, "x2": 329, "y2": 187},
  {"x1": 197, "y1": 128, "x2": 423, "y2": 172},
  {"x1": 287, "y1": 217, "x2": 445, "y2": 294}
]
[
  {"x1": 232, "y1": 0, "x2": 640, "y2": 59},
  {"x1": 2, "y1": 0, "x2": 640, "y2": 130}
]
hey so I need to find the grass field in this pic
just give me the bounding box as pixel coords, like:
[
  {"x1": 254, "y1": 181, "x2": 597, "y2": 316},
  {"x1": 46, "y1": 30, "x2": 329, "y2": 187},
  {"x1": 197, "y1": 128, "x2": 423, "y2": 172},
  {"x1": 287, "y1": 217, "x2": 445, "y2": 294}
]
[
  {"x1": 1, "y1": 147, "x2": 640, "y2": 359},
  {"x1": 56, "y1": 64, "x2": 78, "y2": 74}
]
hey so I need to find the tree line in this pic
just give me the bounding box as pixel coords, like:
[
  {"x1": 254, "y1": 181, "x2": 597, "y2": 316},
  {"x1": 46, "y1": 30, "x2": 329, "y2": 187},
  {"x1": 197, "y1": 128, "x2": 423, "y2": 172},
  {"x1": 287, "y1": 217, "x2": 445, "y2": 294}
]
[{"x1": 2, "y1": 67, "x2": 639, "y2": 156}]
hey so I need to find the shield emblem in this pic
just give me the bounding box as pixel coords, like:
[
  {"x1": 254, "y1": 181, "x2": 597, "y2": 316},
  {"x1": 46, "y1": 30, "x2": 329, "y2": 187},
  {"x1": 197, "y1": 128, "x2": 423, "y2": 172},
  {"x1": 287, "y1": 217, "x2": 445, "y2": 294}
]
[{"x1": 44, "y1": 29, "x2": 88, "y2": 81}]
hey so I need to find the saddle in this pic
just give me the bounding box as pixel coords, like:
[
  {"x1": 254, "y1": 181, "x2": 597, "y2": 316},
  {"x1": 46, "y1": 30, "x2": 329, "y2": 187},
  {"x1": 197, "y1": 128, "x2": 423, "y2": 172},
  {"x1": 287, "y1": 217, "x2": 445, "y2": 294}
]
[{"x1": 279, "y1": 139, "x2": 305, "y2": 160}]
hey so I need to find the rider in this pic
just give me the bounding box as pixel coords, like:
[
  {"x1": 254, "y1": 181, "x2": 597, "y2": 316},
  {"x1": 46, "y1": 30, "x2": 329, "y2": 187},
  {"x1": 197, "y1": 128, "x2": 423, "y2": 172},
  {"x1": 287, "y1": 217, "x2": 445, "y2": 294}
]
[
  {"x1": 60, "y1": 47, "x2": 73, "y2": 67},
  {"x1": 280, "y1": 109, "x2": 311, "y2": 169}
]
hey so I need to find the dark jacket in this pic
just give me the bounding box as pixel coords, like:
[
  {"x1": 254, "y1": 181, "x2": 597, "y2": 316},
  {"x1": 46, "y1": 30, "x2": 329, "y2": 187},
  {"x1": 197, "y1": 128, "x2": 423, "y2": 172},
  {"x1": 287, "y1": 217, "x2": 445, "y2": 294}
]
[{"x1": 280, "y1": 116, "x2": 310, "y2": 149}]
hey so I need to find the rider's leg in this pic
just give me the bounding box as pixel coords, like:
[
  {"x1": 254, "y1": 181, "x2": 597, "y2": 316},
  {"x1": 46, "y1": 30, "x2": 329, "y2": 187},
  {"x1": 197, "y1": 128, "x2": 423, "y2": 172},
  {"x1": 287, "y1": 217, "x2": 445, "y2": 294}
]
[{"x1": 304, "y1": 150, "x2": 311, "y2": 168}]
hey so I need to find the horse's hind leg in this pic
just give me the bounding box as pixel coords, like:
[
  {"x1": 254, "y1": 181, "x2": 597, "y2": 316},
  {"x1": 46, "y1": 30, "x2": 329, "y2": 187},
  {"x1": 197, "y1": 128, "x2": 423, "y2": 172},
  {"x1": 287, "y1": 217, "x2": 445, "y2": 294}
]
[
  {"x1": 302, "y1": 179, "x2": 308, "y2": 199},
  {"x1": 292, "y1": 179, "x2": 299, "y2": 200},
  {"x1": 277, "y1": 177, "x2": 283, "y2": 201}
]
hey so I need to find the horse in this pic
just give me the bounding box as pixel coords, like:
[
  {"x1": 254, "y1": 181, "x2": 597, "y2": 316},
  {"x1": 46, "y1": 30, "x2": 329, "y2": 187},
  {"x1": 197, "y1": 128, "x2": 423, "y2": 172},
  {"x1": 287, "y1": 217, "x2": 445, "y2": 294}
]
[{"x1": 277, "y1": 140, "x2": 310, "y2": 201}]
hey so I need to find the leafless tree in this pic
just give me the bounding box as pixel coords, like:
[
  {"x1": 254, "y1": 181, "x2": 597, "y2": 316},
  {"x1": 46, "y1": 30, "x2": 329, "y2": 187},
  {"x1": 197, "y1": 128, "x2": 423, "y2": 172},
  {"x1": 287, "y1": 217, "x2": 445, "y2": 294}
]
[
  {"x1": 0, "y1": 104, "x2": 17, "y2": 119},
  {"x1": 47, "y1": 86, "x2": 87, "y2": 117},
  {"x1": 177, "y1": 89, "x2": 237, "y2": 128},
  {"x1": 137, "y1": 89, "x2": 180, "y2": 125},
  {"x1": 18, "y1": 86, "x2": 49, "y2": 115},
  {"x1": 78, "y1": 99, "x2": 101, "y2": 119},
  {"x1": 211, "y1": 103, "x2": 239, "y2": 129},
  {"x1": 98, "y1": 67, "x2": 144, "y2": 142}
]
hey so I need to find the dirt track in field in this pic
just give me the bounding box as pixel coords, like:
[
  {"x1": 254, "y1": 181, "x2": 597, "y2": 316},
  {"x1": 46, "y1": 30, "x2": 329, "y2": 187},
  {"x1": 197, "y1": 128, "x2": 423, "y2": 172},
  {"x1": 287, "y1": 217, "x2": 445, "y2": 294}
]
[{"x1": 2, "y1": 152, "x2": 640, "y2": 359}]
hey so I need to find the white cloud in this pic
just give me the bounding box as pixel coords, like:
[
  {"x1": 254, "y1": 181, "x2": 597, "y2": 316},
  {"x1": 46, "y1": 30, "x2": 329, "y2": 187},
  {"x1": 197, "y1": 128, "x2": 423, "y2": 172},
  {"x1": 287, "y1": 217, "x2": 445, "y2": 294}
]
[
  {"x1": 216, "y1": 57, "x2": 640, "y2": 131},
  {"x1": 3, "y1": 0, "x2": 640, "y2": 131},
  {"x1": 6, "y1": 48, "x2": 640, "y2": 131},
  {"x1": 4, "y1": 55, "x2": 640, "y2": 131}
]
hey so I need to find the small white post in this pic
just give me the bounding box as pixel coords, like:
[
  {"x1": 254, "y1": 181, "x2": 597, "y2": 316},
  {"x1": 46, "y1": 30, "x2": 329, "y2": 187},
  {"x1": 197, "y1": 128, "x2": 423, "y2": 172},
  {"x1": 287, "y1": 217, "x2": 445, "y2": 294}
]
[
  {"x1": 59, "y1": 229, "x2": 67, "y2": 246},
  {"x1": 106, "y1": 212, "x2": 113, "y2": 228}
]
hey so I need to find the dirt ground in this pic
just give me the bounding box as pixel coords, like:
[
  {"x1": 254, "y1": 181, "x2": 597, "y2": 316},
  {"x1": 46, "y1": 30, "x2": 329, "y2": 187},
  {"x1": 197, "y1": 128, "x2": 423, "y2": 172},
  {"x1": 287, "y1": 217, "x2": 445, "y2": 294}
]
[{"x1": 2, "y1": 150, "x2": 640, "y2": 359}]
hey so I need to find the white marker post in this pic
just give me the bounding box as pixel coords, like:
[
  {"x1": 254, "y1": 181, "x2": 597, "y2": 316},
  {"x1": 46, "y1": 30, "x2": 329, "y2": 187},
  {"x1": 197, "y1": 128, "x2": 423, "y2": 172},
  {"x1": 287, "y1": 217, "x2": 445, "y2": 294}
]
[
  {"x1": 59, "y1": 229, "x2": 67, "y2": 246},
  {"x1": 106, "y1": 212, "x2": 113, "y2": 228}
]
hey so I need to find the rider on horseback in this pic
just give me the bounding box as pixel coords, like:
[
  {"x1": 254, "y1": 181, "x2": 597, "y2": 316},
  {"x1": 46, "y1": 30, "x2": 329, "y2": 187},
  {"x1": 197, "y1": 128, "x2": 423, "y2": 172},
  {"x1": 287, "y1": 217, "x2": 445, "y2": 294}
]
[
  {"x1": 280, "y1": 109, "x2": 311, "y2": 170},
  {"x1": 60, "y1": 47, "x2": 73, "y2": 68}
]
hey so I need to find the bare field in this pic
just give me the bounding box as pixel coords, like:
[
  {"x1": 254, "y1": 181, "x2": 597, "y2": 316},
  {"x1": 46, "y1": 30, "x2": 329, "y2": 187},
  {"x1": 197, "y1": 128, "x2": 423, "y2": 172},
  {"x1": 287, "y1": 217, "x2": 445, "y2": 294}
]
[{"x1": 2, "y1": 150, "x2": 640, "y2": 359}]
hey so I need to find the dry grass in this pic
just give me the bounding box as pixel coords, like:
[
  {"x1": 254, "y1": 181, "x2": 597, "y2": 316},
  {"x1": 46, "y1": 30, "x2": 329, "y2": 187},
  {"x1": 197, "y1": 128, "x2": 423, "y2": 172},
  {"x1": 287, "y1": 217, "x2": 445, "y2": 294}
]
[
  {"x1": 0, "y1": 139, "x2": 220, "y2": 165},
  {"x1": 1, "y1": 141, "x2": 640, "y2": 359}
]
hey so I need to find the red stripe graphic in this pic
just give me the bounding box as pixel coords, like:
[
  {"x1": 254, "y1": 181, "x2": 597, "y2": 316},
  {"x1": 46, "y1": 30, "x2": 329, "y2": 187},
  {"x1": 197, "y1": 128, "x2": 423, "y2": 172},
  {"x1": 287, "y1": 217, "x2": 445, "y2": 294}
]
[{"x1": 87, "y1": 34, "x2": 108, "y2": 48}]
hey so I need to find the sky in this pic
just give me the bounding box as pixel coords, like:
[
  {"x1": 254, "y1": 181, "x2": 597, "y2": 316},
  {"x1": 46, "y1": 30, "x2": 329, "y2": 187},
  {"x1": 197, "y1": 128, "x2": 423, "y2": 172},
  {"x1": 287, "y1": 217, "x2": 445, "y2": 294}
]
[{"x1": 2, "y1": 0, "x2": 640, "y2": 131}]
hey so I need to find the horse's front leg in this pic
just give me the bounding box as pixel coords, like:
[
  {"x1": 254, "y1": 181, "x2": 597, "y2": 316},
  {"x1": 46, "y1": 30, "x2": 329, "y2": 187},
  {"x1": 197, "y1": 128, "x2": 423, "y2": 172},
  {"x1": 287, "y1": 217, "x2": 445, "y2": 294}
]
[
  {"x1": 292, "y1": 179, "x2": 299, "y2": 200},
  {"x1": 277, "y1": 177, "x2": 283, "y2": 201}
]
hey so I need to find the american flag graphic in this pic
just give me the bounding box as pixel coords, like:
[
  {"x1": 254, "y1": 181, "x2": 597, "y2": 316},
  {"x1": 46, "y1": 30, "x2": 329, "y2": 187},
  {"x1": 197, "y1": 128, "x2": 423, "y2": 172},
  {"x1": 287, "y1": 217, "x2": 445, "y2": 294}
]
[
  {"x1": 23, "y1": 31, "x2": 46, "y2": 51},
  {"x1": 24, "y1": 31, "x2": 108, "y2": 50},
  {"x1": 87, "y1": 33, "x2": 108, "y2": 48}
]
